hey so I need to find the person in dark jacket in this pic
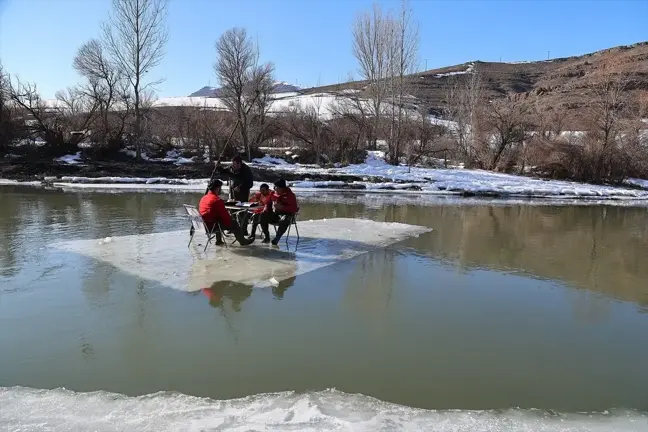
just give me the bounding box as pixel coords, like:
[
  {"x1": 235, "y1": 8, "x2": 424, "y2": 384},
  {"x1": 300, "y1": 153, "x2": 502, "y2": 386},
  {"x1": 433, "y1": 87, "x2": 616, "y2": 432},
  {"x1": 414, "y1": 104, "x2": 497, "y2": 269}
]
[{"x1": 215, "y1": 155, "x2": 254, "y2": 202}]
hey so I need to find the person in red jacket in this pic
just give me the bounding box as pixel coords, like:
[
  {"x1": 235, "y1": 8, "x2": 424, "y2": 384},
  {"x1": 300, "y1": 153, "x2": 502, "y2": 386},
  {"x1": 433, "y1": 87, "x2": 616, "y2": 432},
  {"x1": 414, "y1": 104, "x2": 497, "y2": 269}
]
[
  {"x1": 260, "y1": 178, "x2": 298, "y2": 245},
  {"x1": 199, "y1": 179, "x2": 253, "y2": 246},
  {"x1": 249, "y1": 183, "x2": 272, "y2": 214}
]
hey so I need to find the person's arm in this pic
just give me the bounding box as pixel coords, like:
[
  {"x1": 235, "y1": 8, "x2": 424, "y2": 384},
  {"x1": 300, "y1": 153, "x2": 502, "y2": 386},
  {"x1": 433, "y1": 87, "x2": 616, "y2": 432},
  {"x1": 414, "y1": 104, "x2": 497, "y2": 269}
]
[
  {"x1": 264, "y1": 194, "x2": 276, "y2": 213},
  {"x1": 243, "y1": 165, "x2": 254, "y2": 190},
  {"x1": 214, "y1": 199, "x2": 232, "y2": 227},
  {"x1": 274, "y1": 197, "x2": 285, "y2": 212},
  {"x1": 215, "y1": 164, "x2": 228, "y2": 175}
]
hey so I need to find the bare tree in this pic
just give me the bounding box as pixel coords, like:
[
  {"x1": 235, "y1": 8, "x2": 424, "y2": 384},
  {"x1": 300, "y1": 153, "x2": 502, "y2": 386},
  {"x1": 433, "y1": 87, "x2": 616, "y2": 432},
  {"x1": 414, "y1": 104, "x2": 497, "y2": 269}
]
[
  {"x1": 8, "y1": 78, "x2": 70, "y2": 154},
  {"x1": 482, "y1": 97, "x2": 529, "y2": 170},
  {"x1": 444, "y1": 70, "x2": 484, "y2": 167},
  {"x1": 214, "y1": 27, "x2": 275, "y2": 160},
  {"x1": 352, "y1": 1, "x2": 420, "y2": 164},
  {"x1": 73, "y1": 39, "x2": 123, "y2": 146},
  {"x1": 386, "y1": 0, "x2": 419, "y2": 164},
  {"x1": 352, "y1": 3, "x2": 392, "y2": 150},
  {"x1": 0, "y1": 62, "x2": 12, "y2": 154},
  {"x1": 102, "y1": 0, "x2": 169, "y2": 160}
]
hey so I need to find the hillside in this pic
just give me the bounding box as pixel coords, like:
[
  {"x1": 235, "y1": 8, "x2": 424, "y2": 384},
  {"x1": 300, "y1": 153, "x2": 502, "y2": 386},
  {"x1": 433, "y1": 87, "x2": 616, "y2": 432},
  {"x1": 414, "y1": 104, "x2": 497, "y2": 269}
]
[
  {"x1": 189, "y1": 81, "x2": 301, "y2": 97},
  {"x1": 302, "y1": 41, "x2": 648, "y2": 129}
]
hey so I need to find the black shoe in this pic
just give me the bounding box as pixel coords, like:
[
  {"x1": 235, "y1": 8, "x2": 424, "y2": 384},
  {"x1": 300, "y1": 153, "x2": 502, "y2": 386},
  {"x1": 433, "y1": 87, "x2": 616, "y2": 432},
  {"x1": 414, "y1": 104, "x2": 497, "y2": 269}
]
[
  {"x1": 215, "y1": 239, "x2": 224, "y2": 246},
  {"x1": 262, "y1": 237, "x2": 270, "y2": 244},
  {"x1": 271, "y1": 238, "x2": 279, "y2": 246}
]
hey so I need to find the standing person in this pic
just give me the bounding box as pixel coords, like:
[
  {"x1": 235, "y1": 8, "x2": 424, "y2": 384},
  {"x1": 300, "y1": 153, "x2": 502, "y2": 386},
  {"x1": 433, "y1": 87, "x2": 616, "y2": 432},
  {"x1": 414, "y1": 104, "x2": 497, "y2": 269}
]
[
  {"x1": 215, "y1": 155, "x2": 254, "y2": 203},
  {"x1": 198, "y1": 179, "x2": 254, "y2": 246},
  {"x1": 259, "y1": 178, "x2": 298, "y2": 245}
]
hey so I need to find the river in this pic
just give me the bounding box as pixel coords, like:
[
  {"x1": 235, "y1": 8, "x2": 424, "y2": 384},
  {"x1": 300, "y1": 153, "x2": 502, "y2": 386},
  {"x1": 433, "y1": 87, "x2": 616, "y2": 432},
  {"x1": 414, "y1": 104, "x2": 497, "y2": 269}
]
[{"x1": 1, "y1": 185, "x2": 647, "y2": 431}]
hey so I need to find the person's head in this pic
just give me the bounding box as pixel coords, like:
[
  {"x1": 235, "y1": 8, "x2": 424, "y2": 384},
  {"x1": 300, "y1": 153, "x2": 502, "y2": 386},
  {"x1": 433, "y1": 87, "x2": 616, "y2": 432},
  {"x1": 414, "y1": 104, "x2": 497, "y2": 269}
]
[
  {"x1": 273, "y1": 178, "x2": 288, "y2": 194},
  {"x1": 259, "y1": 183, "x2": 270, "y2": 196},
  {"x1": 231, "y1": 155, "x2": 243, "y2": 171},
  {"x1": 207, "y1": 178, "x2": 223, "y2": 195}
]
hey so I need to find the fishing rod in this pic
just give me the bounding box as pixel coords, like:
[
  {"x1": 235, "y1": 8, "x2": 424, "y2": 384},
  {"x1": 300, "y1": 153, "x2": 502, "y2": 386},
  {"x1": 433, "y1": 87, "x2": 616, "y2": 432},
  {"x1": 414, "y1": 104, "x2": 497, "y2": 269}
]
[{"x1": 205, "y1": 89, "x2": 262, "y2": 195}]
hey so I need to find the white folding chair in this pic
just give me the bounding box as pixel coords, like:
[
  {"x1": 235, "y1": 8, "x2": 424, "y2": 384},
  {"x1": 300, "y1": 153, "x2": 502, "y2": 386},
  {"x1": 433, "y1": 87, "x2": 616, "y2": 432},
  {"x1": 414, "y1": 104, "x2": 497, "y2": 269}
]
[{"x1": 183, "y1": 204, "x2": 226, "y2": 251}]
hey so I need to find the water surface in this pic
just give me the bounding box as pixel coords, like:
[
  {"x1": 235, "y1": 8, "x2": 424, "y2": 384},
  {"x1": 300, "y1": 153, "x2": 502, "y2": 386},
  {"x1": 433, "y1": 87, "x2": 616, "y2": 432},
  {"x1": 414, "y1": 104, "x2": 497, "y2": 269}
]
[{"x1": 1, "y1": 186, "x2": 648, "y2": 418}]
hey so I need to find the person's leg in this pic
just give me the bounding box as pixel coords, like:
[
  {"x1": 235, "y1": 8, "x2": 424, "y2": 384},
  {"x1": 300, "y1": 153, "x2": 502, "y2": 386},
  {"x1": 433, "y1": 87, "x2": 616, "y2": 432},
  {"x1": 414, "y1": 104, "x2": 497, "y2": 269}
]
[
  {"x1": 259, "y1": 212, "x2": 271, "y2": 243},
  {"x1": 260, "y1": 212, "x2": 280, "y2": 243},
  {"x1": 229, "y1": 220, "x2": 254, "y2": 246},
  {"x1": 271, "y1": 214, "x2": 293, "y2": 245},
  {"x1": 236, "y1": 210, "x2": 252, "y2": 237}
]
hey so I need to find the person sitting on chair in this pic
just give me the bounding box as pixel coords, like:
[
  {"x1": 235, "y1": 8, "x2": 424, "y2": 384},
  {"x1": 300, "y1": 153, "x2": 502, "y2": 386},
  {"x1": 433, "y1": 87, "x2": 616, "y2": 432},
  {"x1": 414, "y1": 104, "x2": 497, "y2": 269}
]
[
  {"x1": 199, "y1": 179, "x2": 253, "y2": 246},
  {"x1": 250, "y1": 183, "x2": 272, "y2": 212},
  {"x1": 215, "y1": 155, "x2": 254, "y2": 203},
  {"x1": 260, "y1": 178, "x2": 298, "y2": 245},
  {"x1": 247, "y1": 183, "x2": 272, "y2": 237}
]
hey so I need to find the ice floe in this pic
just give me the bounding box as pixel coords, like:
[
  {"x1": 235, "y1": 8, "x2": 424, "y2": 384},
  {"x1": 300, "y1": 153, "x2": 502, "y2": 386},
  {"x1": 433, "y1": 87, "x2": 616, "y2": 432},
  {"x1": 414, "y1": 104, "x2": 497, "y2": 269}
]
[
  {"x1": 50, "y1": 218, "x2": 431, "y2": 292},
  {"x1": 0, "y1": 386, "x2": 645, "y2": 432}
]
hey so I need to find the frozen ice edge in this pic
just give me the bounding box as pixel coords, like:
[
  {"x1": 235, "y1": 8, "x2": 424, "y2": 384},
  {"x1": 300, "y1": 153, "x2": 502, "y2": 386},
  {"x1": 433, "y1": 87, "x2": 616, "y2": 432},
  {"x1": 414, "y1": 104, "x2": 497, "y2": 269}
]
[
  {"x1": 3, "y1": 177, "x2": 648, "y2": 203},
  {"x1": 1, "y1": 386, "x2": 646, "y2": 432},
  {"x1": 50, "y1": 218, "x2": 432, "y2": 292}
]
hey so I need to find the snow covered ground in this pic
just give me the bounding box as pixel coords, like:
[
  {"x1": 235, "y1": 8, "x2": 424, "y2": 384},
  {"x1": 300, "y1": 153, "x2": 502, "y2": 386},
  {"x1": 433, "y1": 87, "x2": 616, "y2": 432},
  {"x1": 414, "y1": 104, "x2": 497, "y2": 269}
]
[
  {"x1": 4, "y1": 150, "x2": 648, "y2": 202},
  {"x1": 248, "y1": 153, "x2": 648, "y2": 200}
]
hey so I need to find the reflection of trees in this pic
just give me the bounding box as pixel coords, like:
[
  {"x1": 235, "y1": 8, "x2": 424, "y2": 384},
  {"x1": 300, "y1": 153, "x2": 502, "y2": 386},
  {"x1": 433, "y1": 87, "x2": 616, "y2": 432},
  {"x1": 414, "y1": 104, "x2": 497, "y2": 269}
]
[
  {"x1": 0, "y1": 188, "x2": 21, "y2": 277},
  {"x1": 398, "y1": 204, "x2": 648, "y2": 308},
  {"x1": 342, "y1": 250, "x2": 397, "y2": 327},
  {"x1": 81, "y1": 261, "x2": 115, "y2": 307},
  {"x1": 299, "y1": 199, "x2": 648, "y2": 309}
]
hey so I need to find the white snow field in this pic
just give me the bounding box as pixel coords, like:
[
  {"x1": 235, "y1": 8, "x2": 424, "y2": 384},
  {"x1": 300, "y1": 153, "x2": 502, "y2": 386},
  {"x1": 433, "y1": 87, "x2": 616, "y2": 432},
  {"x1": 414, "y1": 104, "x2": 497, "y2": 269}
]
[
  {"x1": 1, "y1": 386, "x2": 646, "y2": 432},
  {"x1": 50, "y1": 218, "x2": 431, "y2": 292}
]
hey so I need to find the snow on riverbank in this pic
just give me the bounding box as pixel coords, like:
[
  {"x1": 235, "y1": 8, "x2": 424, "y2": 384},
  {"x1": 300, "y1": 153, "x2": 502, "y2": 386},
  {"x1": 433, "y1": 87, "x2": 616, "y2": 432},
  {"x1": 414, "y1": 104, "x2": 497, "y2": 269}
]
[
  {"x1": 3, "y1": 152, "x2": 648, "y2": 201},
  {"x1": 249, "y1": 154, "x2": 648, "y2": 200}
]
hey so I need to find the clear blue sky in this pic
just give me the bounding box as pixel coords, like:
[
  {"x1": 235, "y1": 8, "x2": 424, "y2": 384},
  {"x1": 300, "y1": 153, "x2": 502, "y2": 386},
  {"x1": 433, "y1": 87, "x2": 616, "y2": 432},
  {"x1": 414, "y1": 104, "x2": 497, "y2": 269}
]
[{"x1": 1, "y1": 0, "x2": 646, "y2": 99}]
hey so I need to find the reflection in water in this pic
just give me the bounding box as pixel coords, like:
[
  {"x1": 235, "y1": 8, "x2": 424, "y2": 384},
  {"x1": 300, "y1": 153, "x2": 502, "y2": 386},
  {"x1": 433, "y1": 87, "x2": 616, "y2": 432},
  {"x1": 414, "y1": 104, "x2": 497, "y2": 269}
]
[
  {"x1": 202, "y1": 281, "x2": 254, "y2": 312},
  {"x1": 298, "y1": 202, "x2": 648, "y2": 309},
  {"x1": 272, "y1": 276, "x2": 296, "y2": 300}
]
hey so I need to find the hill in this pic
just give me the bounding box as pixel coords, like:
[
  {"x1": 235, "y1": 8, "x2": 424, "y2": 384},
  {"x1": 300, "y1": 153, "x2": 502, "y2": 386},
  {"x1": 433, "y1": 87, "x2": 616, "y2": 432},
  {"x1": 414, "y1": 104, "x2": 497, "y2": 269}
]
[
  {"x1": 301, "y1": 41, "x2": 648, "y2": 129},
  {"x1": 189, "y1": 81, "x2": 301, "y2": 97}
]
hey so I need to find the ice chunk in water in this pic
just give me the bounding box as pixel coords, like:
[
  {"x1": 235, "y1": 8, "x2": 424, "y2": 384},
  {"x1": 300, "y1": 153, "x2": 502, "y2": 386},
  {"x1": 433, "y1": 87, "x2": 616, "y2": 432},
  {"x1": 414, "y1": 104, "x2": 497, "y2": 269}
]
[
  {"x1": 0, "y1": 386, "x2": 645, "y2": 432},
  {"x1": 51, "y1": 218, "x2": 431, "y2": 292}
]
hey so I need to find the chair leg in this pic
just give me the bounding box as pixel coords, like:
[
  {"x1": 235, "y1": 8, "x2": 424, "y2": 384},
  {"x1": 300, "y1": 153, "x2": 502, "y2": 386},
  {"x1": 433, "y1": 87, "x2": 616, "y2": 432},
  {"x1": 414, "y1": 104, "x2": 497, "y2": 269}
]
[
  {"x1": 285, "y1": 224, "x2": 291, "y2": 245},
  {"x1": 204, "y1": 235, "x2": 212, "y2": 252},
  {"x1": 294, "y1": 222, "x2": 299, "y2": 240},
  {"x1": 188, "y1": 232, "x2": 194, "y2": 248},
  {"x1": 220, "y1": 227, "x2": 229, "y2": 249}
]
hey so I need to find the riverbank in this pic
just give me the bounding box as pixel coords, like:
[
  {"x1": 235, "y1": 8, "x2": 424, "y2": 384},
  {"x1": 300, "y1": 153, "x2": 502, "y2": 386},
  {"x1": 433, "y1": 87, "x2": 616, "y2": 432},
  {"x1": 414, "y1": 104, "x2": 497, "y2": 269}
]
[{"x1": 2, "y1": 155, "x2": 648, "y2": 201}]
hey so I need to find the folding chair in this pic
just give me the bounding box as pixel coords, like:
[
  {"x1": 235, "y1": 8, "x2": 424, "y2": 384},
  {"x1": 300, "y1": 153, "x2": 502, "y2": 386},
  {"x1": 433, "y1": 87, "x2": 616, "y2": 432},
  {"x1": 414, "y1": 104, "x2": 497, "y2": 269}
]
[
  {"x1": 272, "y1": 207, "x2": 300, "y2": 246},
  {"x1": 183, "y1": 204, "x2": 228, "y2": 252}
]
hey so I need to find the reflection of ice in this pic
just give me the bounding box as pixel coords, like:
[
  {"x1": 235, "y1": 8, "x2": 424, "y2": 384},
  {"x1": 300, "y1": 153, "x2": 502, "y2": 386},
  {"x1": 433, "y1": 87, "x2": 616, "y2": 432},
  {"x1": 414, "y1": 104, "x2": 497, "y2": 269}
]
[{"x1": 51, "y1": 219, "x2": 431, "y2": 292}]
